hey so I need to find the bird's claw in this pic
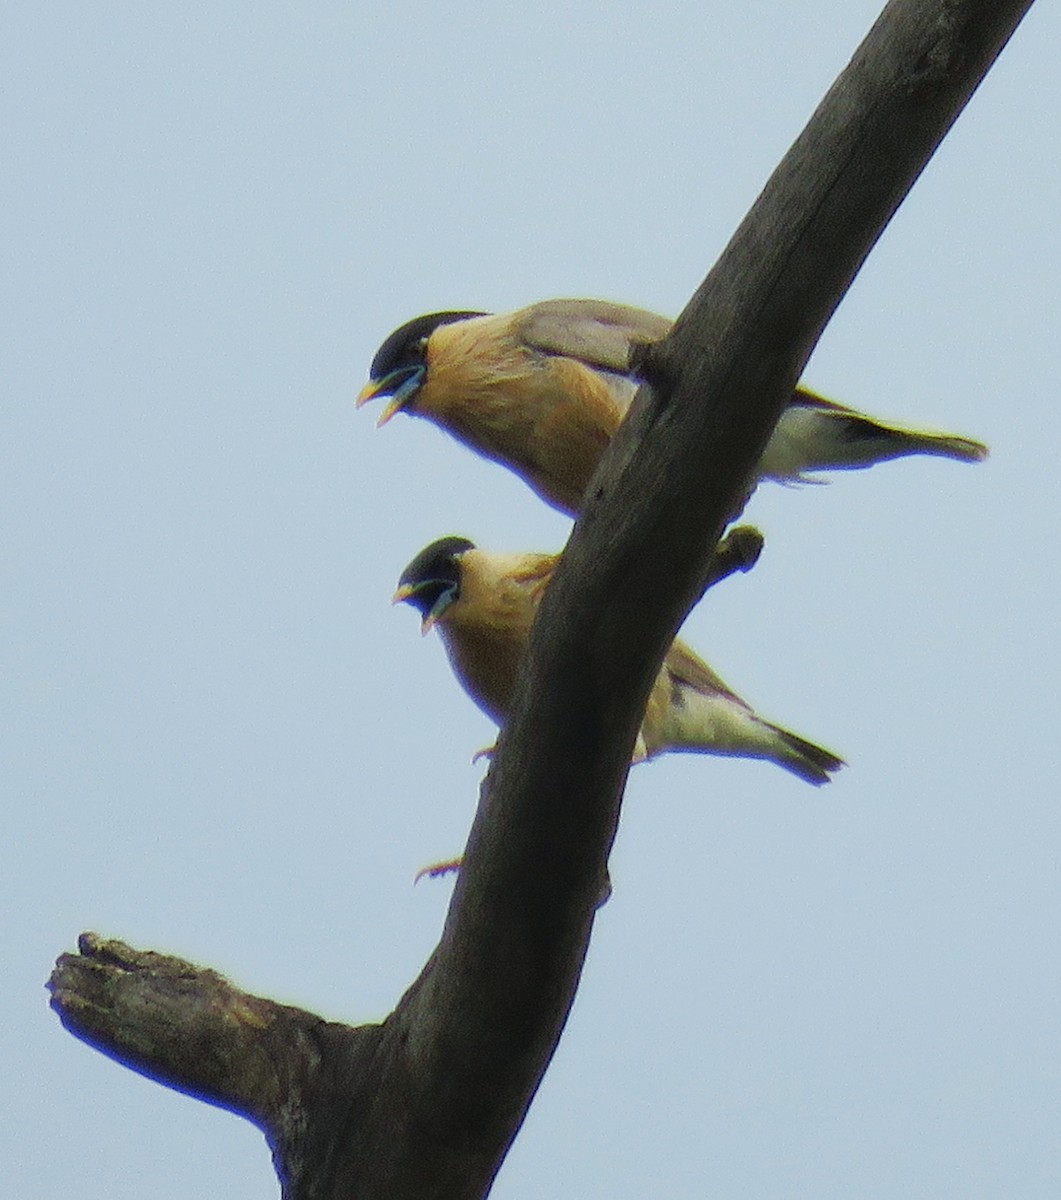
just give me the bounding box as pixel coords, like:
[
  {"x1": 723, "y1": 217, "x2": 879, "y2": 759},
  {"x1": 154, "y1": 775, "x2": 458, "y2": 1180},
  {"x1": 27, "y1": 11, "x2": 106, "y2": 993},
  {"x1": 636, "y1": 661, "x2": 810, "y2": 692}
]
[{"x1": 414, "y1": 857, "x2": 463, "y2": 884}]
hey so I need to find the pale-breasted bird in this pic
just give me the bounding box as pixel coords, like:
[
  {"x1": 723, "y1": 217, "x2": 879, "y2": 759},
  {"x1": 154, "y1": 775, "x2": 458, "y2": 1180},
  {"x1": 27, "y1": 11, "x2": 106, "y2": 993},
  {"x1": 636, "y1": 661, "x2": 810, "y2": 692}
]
[
  {"x1": 393, "y1": 536, "x2": 844, "y2": 786},
  {"x1": 358, "y1": 299, "x2": 988, "y2": 516}
]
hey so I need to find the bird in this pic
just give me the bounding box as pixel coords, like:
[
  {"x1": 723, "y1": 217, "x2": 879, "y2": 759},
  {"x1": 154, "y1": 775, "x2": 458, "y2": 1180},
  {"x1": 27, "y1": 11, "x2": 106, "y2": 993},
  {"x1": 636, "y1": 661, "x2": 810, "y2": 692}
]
[
  {"x1": 357, "y1": 299, "x2": 988, "y2": 517},
  {"x1": 393, "y1": 536, "x2": 844, "y2": 786}
]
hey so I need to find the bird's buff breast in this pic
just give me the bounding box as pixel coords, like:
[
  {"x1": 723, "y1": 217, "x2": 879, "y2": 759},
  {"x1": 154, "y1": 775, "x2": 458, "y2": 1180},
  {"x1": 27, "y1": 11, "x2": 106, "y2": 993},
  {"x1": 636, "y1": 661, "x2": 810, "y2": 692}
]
[
  {"x1": 437, "y1": 621, "x2": 523, "y2": 727},
  {"x1": 423, "y1": 329, "x2": 619, "y2": 511}
]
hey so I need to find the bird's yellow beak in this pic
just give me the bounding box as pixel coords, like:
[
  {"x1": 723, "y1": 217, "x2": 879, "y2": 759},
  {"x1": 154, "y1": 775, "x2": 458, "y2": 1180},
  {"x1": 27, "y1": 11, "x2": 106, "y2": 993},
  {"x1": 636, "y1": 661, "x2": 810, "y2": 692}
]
[
  {"x1": 356, "y1": 379, "x2": 383, "y2": 408},
  {"x1": 392, "y1": 584, "x2": 439, "y2": 636},
  {"x1": 356, "y1": 365, "x2": 426, "y2": 426},
  {"x1": 356, "y1": 380, "x2": 404, "y2": 427},
  {"x1": 374, "y1": 395, "x2": 407, "y2": 427}
]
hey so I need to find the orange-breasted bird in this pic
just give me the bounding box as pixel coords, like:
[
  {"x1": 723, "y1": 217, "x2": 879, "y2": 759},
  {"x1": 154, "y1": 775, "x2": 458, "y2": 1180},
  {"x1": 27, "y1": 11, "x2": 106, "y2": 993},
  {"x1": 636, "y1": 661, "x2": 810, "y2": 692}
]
[
  {"x1": 393, "y1": 536, "x2": 844, "y2": 786},
  {"x1": 358, "y1": 299, "x2": 988, "y2": 516}
]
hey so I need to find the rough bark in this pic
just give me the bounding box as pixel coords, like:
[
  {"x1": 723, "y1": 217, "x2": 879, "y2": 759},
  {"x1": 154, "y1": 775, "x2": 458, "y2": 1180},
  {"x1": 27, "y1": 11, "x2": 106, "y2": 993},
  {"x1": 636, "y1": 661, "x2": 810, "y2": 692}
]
[{"x1": 49, "y1": 2, "x2": 1033, "y2": 1197}]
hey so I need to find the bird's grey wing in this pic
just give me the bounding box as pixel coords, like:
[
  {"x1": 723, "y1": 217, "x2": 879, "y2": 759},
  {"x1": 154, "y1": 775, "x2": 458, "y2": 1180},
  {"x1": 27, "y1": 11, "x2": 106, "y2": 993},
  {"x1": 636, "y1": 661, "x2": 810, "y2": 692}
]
[
  {"x1": 664, "y1": 640, "x2": 749, "y2": 709},
  {"x1": 514, "y1": 299, "x2": 673, "y2": 376}
]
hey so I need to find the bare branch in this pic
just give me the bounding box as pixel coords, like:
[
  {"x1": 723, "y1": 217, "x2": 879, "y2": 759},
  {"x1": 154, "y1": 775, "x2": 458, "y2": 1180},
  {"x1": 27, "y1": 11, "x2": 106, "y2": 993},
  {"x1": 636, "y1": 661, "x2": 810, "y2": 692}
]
[
  {"x1": 48, "y1": 934, "x2": 387, "y2": 1198},
  {"x1": 50, "y1": 932, "x2": 291, "y2": 1121}
]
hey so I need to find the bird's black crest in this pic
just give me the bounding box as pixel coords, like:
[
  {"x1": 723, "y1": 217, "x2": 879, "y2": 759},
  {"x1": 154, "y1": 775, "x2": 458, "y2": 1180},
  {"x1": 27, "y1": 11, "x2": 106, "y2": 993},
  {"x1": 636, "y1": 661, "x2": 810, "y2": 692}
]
[
  {"x1": 369, "y1": 312, "x2": 488, "y2": 380},
  {"x1": 397, "y1": 536, "x2": 475, "y2": 610}
]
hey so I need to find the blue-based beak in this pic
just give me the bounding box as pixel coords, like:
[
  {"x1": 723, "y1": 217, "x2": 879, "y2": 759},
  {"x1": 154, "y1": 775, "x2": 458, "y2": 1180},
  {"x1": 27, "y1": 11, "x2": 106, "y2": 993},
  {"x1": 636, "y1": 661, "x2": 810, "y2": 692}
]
[
  {"x1": 356, "y1": 365, "x2": 426, "y2": 425},
  {"x1": 392, "y1": 579, "x2": 457, "y2": 636},
  {"x1": 420, "y1": 588, "x2": 456, "y2": 635}
]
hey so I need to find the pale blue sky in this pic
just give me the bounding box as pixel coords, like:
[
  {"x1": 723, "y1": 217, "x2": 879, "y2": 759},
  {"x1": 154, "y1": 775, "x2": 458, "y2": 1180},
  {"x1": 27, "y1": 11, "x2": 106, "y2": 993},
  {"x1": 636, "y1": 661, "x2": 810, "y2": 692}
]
[{"x1": 5, "y1": 3, "x2": 1060, "y2": 1196}]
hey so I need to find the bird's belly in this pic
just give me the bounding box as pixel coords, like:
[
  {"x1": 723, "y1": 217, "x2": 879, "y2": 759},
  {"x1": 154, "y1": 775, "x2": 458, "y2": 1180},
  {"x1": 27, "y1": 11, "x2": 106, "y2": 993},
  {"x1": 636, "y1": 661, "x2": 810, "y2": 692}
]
[{"x1": 758, "y1": 407, "x2": 824, "y2": 480}]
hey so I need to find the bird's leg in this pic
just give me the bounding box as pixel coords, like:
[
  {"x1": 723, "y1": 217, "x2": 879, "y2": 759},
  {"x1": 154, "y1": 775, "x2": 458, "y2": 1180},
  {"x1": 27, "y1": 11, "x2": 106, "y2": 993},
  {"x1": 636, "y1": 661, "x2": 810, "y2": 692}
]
[{"x1": 414, "y1": 857, "x2": 463, "y2": 883}]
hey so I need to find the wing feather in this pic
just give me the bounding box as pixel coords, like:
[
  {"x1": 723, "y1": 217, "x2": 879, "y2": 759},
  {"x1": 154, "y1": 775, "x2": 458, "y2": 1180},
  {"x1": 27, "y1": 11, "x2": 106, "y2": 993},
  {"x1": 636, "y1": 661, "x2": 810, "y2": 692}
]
[
  {"x1": 514, "y1": 300, "x2": 672, "y2": 375},
  {"x1": 663, "y1": 640, "x2": 748, "y2": 709}
]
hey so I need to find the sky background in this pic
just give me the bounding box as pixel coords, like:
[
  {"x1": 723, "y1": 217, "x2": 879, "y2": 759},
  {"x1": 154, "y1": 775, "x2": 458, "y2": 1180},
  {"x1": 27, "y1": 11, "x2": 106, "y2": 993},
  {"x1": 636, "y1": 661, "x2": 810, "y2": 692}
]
[{"x1": 5, "y1": 2, "x2": 1059, "y2": 1197}]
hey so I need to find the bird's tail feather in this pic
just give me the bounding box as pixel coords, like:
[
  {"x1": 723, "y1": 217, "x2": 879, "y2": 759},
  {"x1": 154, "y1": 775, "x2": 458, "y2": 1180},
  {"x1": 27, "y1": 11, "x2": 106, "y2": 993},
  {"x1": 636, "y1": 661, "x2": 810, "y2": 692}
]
[
  {"x1": 768, "y1": 725, "x2": 845, "y2": 786},
  {"x1": 833, "y1": 414, "x2": 988, "y2": 467},
  {"x1": 903, "y1": 430, "x2": 988, "y2": 463},
  {"x1": 656, "y1": 684, "x2": 844, "y2": 786}
]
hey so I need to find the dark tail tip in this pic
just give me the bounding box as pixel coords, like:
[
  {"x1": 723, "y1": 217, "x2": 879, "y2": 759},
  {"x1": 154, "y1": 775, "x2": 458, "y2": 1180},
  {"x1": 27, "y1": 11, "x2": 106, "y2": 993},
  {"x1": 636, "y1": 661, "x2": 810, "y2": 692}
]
[{"x1": 781, "y1": 731, "x2": 846, "y2": 786}]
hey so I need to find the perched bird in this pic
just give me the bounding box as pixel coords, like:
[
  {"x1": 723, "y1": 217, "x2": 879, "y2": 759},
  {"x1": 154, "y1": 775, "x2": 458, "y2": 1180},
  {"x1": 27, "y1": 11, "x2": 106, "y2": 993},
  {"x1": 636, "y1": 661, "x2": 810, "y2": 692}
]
[
  {"x1": 358, "y1": 299, "x2": 988, "y2": 516},
  {"x1": 393, "y1": 536, "x2": 844, "y2": 786}
]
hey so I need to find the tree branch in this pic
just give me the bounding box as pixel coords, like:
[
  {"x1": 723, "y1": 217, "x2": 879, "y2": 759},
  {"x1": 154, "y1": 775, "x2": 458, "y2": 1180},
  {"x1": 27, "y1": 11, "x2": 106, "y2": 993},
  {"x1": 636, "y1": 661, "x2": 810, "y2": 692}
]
[{"x1": 49, "y1": 2, "x2": 1033, "y2": 1197}]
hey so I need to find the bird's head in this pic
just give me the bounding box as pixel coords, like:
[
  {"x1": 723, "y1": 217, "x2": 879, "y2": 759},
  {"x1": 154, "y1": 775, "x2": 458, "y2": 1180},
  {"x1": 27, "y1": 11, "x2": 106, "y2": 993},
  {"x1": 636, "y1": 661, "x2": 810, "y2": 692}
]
[
  {"x1": 357, "y1": 311, "x2": 487, "y2": 425},
  {"x1": 393, "y1": 536, "x2": 476, "y2": 634}
]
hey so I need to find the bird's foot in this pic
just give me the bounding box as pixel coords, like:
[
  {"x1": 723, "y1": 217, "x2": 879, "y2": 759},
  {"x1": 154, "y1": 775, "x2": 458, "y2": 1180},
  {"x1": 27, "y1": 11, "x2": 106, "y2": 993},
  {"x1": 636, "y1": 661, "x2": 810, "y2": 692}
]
[{"x1": 414, "y1": 857, "x2": 463, "y2": 884}]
